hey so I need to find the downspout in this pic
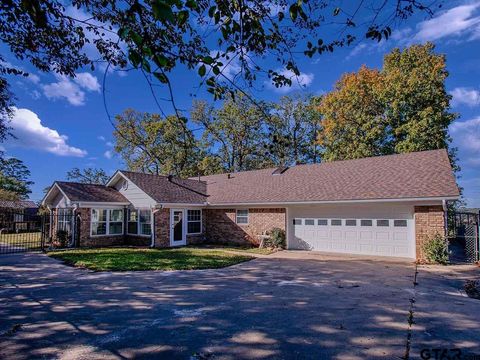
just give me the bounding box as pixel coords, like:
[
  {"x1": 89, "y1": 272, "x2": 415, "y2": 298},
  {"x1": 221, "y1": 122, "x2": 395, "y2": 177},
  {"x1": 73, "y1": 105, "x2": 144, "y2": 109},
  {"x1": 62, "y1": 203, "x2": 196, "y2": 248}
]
[
  {"x1": 442, "y1": 199, "x2": 448, "y2": 238},
  {"x1": 72, "y1": 203, "x2": 79, "y2": 247}
]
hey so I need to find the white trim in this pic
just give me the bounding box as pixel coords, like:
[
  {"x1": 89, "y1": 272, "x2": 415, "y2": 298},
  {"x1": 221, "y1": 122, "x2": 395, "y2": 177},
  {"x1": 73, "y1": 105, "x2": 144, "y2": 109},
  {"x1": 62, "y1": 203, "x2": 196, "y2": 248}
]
[
  {"x1": 170, "y1": 209, "x2": 186, "y2": 246},
  {"x1": 90, "y1": 208, "x2": 124, "y2": 237},
  {"x1": 236, "y1": 209, "x2": 249, "y2": 225},
  {"x1": 159, "y1": 203, "x2": 208, "y2": 207},
  {"x1": 285, "y1": 207, "x2": 290, "y2": 249},
  {"x1": 77, "y1": 202, "x2": 130, "y2": 208},
  {"x1": 186, "y1": 209, "x2": 202, "y2": 235},
  {"x1": 206, "y1": 196, "x2": 458, "y2": 207},
  {"x1": 42, "y1": 182, "x2": 71, "y2": 206},
  {"x1": 126, "y1": 208, "x2": 152, "y2": 237}
]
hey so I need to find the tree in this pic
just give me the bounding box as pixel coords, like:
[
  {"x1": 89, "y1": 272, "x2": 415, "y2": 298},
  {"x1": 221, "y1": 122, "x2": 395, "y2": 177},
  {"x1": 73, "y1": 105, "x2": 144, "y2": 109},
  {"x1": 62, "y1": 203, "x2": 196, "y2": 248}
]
[
  {"x1": 191, "y1": 93, "x2": 265, "y2": 173},
  {"x1": 317, "y1": 66, "x2": 387, "y2": 161},
  {"x1": 317, "y1": 43, "x2": 457, "y2": 165},
  {"x1": 0, "y1": 154, "x2": 33, "y2": 199},
  {"x1": 66, "y1": 167, "x2": 110, "y2": 184},
  {"x1": 0, "y1": 0, "x2": 435, "y2": 137},
  {"x1": 265, "y1": 95, "x2": 322, "y2": 166},
  {"x1": 114, "y1": 109, "x2": 201, "y2": 177}
]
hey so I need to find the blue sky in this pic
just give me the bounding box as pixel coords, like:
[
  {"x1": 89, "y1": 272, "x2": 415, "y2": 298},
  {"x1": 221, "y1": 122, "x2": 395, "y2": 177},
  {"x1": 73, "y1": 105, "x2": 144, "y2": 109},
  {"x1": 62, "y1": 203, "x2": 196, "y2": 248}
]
[{"x1": 2, "y1": 0, "x2": 480, "y2": 206}]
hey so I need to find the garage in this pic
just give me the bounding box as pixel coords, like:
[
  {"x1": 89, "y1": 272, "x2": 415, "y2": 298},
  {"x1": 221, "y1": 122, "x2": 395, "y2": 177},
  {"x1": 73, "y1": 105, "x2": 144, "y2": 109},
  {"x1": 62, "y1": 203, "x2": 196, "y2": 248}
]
[{"x1": 287, "y1": 203, "x2": 416, "y2": 259}]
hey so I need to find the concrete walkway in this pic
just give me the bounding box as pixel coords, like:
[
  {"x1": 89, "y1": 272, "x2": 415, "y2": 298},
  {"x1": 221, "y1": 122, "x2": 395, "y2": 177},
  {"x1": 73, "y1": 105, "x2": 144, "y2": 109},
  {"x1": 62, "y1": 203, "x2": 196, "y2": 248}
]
[{"x1": 0, "y1": 251, "x2": 478, "y2": 359}]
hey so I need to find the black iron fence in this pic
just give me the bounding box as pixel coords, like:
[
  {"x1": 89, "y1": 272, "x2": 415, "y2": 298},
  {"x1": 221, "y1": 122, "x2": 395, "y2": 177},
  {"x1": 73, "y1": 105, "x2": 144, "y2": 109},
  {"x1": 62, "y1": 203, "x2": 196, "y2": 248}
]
[
  {"x1": 0, "y1": 209, "x2": 80, "y2": 254},
  {"x1": 447, "y1": 211, "x2": 480, "y2": 263}
]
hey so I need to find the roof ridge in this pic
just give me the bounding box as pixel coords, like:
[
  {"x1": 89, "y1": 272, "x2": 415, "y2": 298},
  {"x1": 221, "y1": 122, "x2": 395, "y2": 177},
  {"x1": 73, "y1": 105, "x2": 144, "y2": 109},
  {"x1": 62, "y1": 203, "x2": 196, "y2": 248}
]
[{"x1": 57, "y1": 181, "x2": 112, "y2": 187}]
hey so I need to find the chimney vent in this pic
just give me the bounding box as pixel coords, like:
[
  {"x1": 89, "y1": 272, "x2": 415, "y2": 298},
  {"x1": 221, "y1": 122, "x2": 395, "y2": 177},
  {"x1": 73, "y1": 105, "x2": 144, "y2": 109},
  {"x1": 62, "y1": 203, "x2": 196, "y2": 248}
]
[
  {"x1": 227, "y1": 173, "x2": 231, "y2": 179},
  {"x1": 272, "y1": 166, "x2": 289, "y2": 175},
  {"x1": 167, "y1": 174, "x2": 173, "y2": 182}
]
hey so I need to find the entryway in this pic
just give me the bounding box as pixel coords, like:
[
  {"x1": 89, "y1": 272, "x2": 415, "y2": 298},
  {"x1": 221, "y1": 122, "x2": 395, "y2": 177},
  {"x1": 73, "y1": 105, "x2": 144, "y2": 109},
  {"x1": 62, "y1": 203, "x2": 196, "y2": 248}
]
[{"x1": 170, "y1": 209, "x2": 186, "y2": 246}]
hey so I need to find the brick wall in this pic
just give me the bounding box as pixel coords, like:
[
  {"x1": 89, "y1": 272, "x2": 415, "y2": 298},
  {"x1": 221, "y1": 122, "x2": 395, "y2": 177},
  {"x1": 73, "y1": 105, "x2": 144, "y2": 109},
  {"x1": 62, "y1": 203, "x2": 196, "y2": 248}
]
[
  {"x1": 204, "y1": 208, "x2": 286, "y2": 246},
  {"x1": 154, "y1": 208, "x2": 170, "y2": 247},
  {"x1": 76, "y1": 208, "x2": 125, "y2": 247},
  {"x1": 414, "y1": 205, "x2": 445, "y2": 261}
]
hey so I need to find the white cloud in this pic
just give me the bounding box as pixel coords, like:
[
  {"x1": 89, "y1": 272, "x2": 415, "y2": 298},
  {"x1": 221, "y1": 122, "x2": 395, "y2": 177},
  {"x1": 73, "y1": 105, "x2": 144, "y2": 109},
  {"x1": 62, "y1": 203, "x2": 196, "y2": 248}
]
[
  {"x1": 97, "y1": 136, "x2": 106, "y2": 141},
  {"x1": 450, "y1": 116, "x2": 480, "y2": 153},
  {"x1": 413, "y1": 3, "x2": 480, "y2": 42},
  {"x1": 42, "y1": 72, "x2": 100, "y2": 106},
  {"x1": 450, "y1": 87, "x2": 480, "y2": 107},
  {"x1": 27, "y1": 73, "x2": 40, "y2": 84},
  {"x1": 8, "y1": 107, "x2": 87, "y2": 157},
  {"x1": 73, "y1": 72, "x2": 100, "y2": 92},
  {"x1": 265, "y1": 69, "x2": 314, "y2": 93},
  {"x1": 104, "y1": 150, "x2": 113, "y2": 159}
]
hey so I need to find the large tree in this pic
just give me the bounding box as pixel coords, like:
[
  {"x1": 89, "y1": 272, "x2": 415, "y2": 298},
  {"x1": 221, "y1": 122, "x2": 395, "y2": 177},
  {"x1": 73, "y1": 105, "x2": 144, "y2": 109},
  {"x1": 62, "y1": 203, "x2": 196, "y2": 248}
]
[
  {"x1": 317, "y1": 43, "x2": 457, "y2": 164},
  {"x1": 66, "y1": 167, "x2": 110, "y2": 184},
  {"x1": 0, "y1": 0, "x2": 436, "y2": 136},
  {"x1": 114, "y1": 109, "x2": 201, "y2": 177},
  {"x1": 191, "y1": 93, "x2": 265, "y2": 173},
  {"x1": 0, "y1": 154, "x2": 33, "y2": 199},
  {"x1": 266, "y1": 95, "x2": 322, "y2": 166}
]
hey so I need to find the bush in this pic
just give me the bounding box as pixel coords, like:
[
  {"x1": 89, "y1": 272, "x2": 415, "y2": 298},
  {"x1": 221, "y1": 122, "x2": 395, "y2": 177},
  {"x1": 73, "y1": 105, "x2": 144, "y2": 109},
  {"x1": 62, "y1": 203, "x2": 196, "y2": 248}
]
[
  {"x1": 55, "y1": 230, "x2": 69, "y2": 248},
  {"x1": 422, "y1": 233, "x2": 449, "y2": 265},
  {"x1": 266, "y1": 227, "x2": 286, "y2": 249}
]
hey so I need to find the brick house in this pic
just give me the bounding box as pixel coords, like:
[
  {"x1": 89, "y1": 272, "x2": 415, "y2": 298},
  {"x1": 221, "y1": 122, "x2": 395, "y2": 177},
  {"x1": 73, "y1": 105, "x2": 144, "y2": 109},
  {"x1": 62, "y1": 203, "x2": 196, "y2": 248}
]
[{"x1": 42, "y1": 149, "x2": 459, "y2": 261}]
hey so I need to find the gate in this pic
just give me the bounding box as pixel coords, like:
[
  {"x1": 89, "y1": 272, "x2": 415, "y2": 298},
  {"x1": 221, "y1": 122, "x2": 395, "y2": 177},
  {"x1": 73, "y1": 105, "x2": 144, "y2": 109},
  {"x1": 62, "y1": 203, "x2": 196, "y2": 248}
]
[
  {"x1": 0, "y1": 209, "x2": 80, "y2": 254},
  {"x1": 448, "y1": 211, "x2": 480, "y2": 263}
]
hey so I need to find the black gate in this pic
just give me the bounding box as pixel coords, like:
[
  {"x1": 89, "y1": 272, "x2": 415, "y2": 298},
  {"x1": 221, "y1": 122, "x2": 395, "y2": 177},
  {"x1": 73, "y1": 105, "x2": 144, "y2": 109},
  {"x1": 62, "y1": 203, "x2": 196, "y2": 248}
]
[
  {"x1": 447, "y1": 211, "x2": 480, "y2": 263},
  {"x1": 0, "y1": 210, "x2": 80, "y2": 254}
]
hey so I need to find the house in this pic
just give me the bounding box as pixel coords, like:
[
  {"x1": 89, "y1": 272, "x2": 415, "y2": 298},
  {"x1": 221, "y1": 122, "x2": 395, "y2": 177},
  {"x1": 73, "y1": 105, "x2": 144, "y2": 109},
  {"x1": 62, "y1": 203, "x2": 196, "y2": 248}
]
[
  {"x1": 0, "y1": 200, "x2": 39, "y2": 232},
  {"x1": 42, "y1": 149, "x2": 459, "y2": 260}
]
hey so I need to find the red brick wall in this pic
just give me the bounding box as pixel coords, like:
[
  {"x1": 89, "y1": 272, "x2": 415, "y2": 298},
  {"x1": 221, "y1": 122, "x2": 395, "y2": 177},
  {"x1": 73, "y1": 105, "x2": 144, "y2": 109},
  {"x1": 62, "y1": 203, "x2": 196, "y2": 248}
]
[
  {"x1": 204, "y1": 208, "x2": 286, "y2": 246},
  {"x1": 154, "y1": 208, "x2": 170, "y2": 247},
  {"x1": 414, "y1": 205, "x2": 445, "y2": 261},
  {"x1": 76, "y1": 208, "x2": 125, "y2": 247}
]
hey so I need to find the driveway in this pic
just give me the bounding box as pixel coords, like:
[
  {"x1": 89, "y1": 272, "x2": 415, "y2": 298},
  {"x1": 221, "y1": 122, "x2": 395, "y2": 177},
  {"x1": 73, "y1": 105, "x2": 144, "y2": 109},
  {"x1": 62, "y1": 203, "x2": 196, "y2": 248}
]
[{"x1": 0, "y1": 251, "x2": 478, "y2": 360}]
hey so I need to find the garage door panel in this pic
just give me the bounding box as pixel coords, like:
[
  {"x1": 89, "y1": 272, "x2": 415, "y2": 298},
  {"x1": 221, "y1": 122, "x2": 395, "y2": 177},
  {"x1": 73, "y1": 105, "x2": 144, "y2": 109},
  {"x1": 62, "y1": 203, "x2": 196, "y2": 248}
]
[{"x1": 290, "y1": 212, "x2": 414, "y2": 259}]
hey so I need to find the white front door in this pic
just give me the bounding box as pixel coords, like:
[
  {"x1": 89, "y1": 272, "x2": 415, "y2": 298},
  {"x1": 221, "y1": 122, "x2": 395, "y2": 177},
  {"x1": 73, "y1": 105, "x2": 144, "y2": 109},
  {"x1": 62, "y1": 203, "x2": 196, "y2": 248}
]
[{"x1": 170, "y1": 209, "x2": 186, "y2": 246}]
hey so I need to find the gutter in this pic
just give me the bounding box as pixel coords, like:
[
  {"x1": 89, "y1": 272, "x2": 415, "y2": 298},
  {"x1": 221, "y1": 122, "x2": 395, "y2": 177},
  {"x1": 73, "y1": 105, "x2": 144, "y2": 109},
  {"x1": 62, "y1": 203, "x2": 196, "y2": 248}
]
[{"x1": 151, "y1": 206, "x2": 163, "y2": 248}]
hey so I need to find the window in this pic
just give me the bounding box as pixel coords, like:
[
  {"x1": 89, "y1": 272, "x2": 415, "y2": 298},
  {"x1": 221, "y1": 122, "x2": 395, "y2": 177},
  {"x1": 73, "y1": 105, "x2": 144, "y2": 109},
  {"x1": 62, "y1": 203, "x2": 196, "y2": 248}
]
[
  {"x1": 187, "y1": 210, "x2": 202, "y2": 234},
  {"x1": 57, "y1": 208, "x2": 72, "y2": 232},
  {"x1": 127, "y1": 209, "x2": 151, "y2": 236},
  {"x1": 331, "y1": 219, "x2": 342, "y2": 226},
  {"x1": 317, "y1": 219, "x2": 328, "y2": 226},
  {"x1": 377, "y1": 219, "x2": 389, "y2": 227},
  {"x1": 361, "y1": 219, "x2": 373, "y2": 227},
  {"x1": 345, "y1": 219, "x2": 357, "y2": 226},
  {"x1": 394, "y1": 219, "x2": 407, "y2": 227},
  {"x1": 91, "y1": 209, "x2": 107, "y2": 235},
  {"x1": 305, "y1": 219, "x2": 315, "y2": 226},
  {"x1": 91, "y1": 209, "x2": 123, "y2": 236},
  {"x1": 293, "y1": 219, "x2": 302, "y2": 225},
  {"x1": 236, "y1": 209, "x2": 249, "y2": 224}
]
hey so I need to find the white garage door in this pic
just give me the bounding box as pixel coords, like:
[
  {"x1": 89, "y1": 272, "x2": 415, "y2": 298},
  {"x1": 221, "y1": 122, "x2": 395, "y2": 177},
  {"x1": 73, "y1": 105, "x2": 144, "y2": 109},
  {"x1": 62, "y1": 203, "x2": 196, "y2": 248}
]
[{"x1": 288, "y1": 205, "x2": 415, "y2": 258}]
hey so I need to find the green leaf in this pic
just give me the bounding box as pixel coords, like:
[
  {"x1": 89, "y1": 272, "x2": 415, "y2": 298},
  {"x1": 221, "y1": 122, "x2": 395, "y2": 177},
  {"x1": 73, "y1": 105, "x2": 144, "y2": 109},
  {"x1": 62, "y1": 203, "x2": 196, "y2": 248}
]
[
  {"x1": 128, "y1": 50, "x2": 142, "y2": 67},
  {"x1": 198, "y1": 64, "x2": 206, "y2": 76},
  {"x1": 178, "y1": 10, "x2": 189, "y2": 26},
  {"x1": 117, "y1": 27, "x2": 129, "y2": 39},
  {"x1": 212, "y1": 66, "x2": 220, "y2": 75},
  {"x1": 202, "y1": 56, "x2": 214, "y2": 65},
  {"x1": 208, "y1": 6, "x2": 216, "y2": 18},
  {"x1": 153, "y1": 72, "x2": 168, "y2": 83},
  {"x1": 185, "y1": 0, "x2": 197, "y2": 9},
  {"x1": 142, "y1": 59, "x2": 151, "y2": 73},
  {"x1": 154, "y1": 54, "x2": 169, "y2": 67},
  {"x1": 152, "y1": 0, "x2": 175, "y2": 23},
  {"x1": 289, "y1": 4, "x2": 298, "y2": 21},
  {"x1": 333, "y1": 7, "x2": 340, "y2": 16}
]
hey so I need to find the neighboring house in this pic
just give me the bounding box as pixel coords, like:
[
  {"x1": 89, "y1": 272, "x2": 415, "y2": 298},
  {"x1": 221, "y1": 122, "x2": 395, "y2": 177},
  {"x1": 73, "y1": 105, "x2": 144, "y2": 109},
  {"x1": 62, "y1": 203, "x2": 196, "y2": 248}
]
[
  {"x1": 42, "y1": 149, "x2": 459, "y2": 260},
  {"x1": 0, "y1": 200, "x2": 38, "y2": 232}
]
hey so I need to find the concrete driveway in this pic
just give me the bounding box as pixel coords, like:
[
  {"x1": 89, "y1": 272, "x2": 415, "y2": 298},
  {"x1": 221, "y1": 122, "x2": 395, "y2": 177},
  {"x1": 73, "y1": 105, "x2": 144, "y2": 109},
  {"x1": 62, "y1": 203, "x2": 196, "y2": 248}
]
[{"x1": 0, "y1": 251, "x2": 478, "y2": 360}]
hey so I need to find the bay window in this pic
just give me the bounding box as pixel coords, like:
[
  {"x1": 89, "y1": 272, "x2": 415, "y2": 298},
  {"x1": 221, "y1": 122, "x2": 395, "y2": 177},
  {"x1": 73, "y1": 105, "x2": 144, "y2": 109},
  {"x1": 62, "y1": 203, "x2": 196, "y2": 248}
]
[{"x1": 91, "y1": 208, "x2": 123, "y2": 236}]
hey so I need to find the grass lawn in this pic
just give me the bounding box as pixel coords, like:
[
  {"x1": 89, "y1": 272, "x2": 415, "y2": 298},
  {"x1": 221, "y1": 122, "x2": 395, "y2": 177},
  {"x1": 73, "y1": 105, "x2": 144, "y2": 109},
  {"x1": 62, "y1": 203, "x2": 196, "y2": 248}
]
[
  {"x1": 212, "y1": 246, "x2": 277, "y2": 255},
  {"x1": 48, "y1": 247, "x2": 254, "y2": 271},
  {"x1": 0, "y1": 232, "x2": 41, "y2": 249}
]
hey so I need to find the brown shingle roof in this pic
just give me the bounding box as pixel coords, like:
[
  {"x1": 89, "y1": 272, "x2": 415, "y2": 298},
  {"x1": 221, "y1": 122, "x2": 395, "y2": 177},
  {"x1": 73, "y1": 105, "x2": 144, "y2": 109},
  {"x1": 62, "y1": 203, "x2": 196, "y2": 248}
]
[
  {"x1": 56, "y1": 182, "x2": 129, "y2": 203},
  {"x1": 0, "y1": 200, "x2": 37, "y2": 209},
  {"x1": 120, "y1": 171, "x2": 207, "y2": 204},
  {"x1": 199, "y1": 149, "x2": 459, "y2": 204}
]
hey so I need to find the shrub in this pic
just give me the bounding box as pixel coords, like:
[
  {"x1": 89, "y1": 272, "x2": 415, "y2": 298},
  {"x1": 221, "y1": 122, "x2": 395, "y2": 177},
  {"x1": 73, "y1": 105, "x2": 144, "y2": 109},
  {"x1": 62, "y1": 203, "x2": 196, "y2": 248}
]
[
  {"x1": 55, "y1": 230, "x2": 69, "y2": 248},
  {"x1": 422, "y1": 233, "x2": 449, "y2": 265},
  {"x1": 266, "y1": 227, "x2": 286, "y2": 249}
]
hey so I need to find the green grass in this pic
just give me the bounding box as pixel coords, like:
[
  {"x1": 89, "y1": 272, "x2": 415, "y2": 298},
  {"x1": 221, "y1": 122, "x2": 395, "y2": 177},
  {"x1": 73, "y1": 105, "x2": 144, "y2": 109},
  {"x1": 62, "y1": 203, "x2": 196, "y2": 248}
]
[
  {"x1": 48, "y1": 247, "x2": 253, "y2": 271},
  {"x1": 0, "y1": 232, "x2": 41, "y2": 249},
  {"x1": 216, "y1": 246, "x2": 277, "y2": 255}
]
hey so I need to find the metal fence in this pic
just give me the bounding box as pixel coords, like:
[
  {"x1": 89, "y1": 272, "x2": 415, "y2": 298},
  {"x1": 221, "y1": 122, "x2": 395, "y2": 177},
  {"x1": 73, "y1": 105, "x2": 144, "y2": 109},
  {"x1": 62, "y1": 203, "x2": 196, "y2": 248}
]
[
  {"x1": 0, "y1": 210, "x2": 79, "y2": 254},
  {"x1": 448, "y1": 211, "x2": 480, "y2": 263}
]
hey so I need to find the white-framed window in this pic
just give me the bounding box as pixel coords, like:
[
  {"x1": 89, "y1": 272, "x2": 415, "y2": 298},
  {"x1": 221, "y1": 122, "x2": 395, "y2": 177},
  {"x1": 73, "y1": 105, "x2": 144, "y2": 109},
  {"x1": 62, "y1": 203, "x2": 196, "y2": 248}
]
[
  {"x1": 236, "y1": 209, "x2": 249, "y2": 224},
  {"x1": 187, "y1": 209, "x2": 202, "y2": 234},
  {"x1": 91, "y1": 208, "x2": 124, "y2": 236},
  {"x1": 127, "y1": 209, "x2": 152, "y2": 236},
  {"x1": 57, "y1": 208, "x2": 73, "y2": 232}
]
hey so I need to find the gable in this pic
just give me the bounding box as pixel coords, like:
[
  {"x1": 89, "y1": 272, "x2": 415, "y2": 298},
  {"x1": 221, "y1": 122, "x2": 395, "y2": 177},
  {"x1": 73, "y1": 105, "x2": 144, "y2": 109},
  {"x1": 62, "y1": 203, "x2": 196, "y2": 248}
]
[{"x1": 109, "y1": 173, "x2": 157, "y2": 208}]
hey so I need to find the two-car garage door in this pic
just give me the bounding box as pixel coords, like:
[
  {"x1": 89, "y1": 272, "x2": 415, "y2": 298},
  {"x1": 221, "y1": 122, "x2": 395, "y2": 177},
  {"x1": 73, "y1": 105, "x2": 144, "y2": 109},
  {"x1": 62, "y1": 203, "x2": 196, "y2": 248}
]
[{"x1": 288, "y1": 204, "x2": 415, "y2": 259}]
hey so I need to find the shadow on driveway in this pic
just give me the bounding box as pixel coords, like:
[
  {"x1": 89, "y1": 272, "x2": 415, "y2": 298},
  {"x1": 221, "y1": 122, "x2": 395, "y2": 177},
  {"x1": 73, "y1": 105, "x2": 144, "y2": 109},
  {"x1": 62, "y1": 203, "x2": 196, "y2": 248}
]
[{"x1": 0, "y1": 251, "x2": 476, "y2": 359}]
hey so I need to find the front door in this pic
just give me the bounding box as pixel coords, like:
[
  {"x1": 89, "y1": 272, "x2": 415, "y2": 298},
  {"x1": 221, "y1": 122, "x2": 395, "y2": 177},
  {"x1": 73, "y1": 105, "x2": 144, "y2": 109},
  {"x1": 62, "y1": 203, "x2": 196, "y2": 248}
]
[{"x1": 170, "y1": 209, "x2": 186, "y2": 246}]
